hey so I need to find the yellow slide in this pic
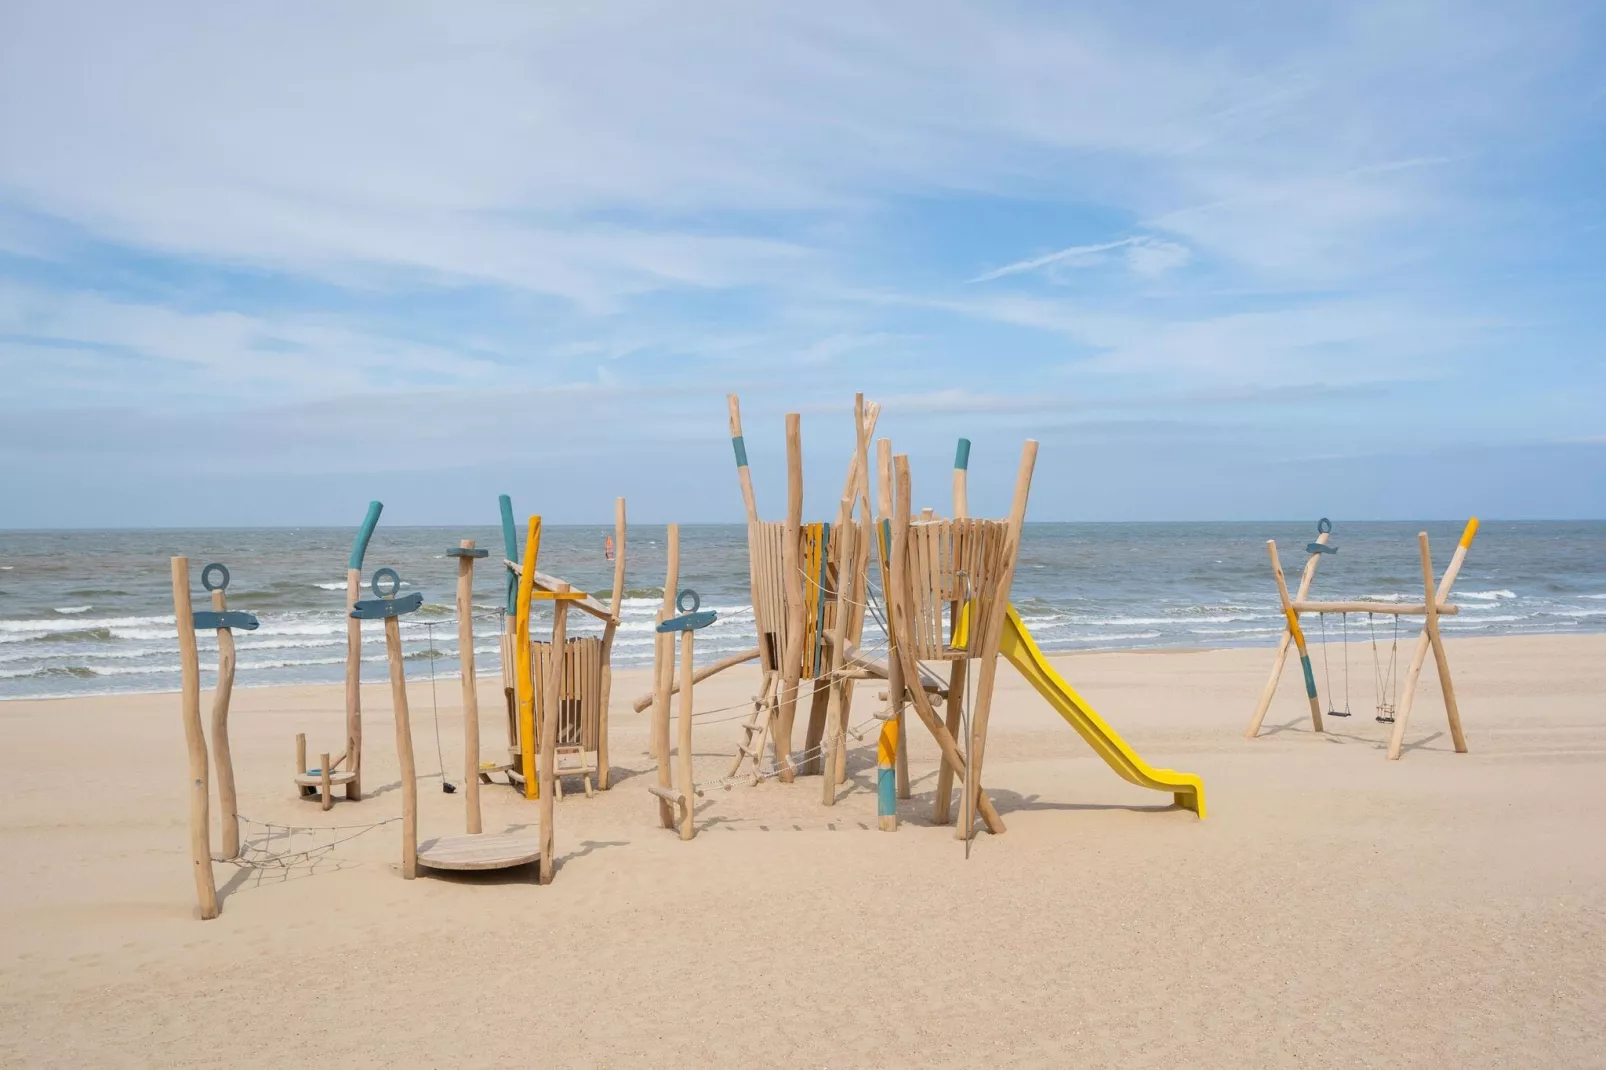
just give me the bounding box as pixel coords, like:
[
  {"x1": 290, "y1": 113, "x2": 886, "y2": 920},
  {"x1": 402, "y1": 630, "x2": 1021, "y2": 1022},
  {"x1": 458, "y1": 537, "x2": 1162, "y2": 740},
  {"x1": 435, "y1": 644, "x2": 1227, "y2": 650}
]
[{"x1": 999, "y1": 606, "x2": 1206, "y2": 818}]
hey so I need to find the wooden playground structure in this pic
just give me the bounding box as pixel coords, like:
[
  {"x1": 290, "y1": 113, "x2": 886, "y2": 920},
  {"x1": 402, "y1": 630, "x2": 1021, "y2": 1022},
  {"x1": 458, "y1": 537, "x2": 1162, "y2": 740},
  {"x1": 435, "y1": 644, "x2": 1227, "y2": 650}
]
[
  {"x1": 1245, "y1": 517, "x2": 1481, "y2": 760},
  {"x1": 291, "y1": 499, "x2": 383, "y2": 805},
  {"x1": 500, "y1": 497, "x2": 628, "y2": 800},
  {"x1": 638, "y1": 398, "x2": 1205, "y2": 840}
]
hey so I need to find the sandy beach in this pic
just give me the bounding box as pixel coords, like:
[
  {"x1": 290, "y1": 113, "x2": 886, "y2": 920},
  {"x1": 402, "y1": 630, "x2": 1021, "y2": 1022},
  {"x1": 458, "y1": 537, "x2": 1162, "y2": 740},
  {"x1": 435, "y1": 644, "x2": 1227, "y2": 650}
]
[{"x1": 1, "y1": 632, "x2": 1603, "y2": 1067}]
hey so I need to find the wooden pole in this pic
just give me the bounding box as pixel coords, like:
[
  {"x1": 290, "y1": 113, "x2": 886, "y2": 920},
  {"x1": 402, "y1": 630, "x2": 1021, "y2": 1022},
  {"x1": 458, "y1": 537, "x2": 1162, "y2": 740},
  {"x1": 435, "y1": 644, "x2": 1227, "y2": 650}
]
[
  {"x1": 728, "y1": 394, "x2": 760, "y2": 523},
  {"x1": 320, "y1": 752, "x2": 333, "y2": 811},
  {"x1": 499, "y1": 495, "x2": 521, "y2": 759},
  {"x1": 456, "y1": 539, "x2": 483, "y2": 834},
  {"x1": 677, "y1": 629, "x2": 697, "y2": 840},
  {"x1": 385, "y1": 614, "x2": 418, "y2": 879},
  {"x1": 1247, "y1": 528, "x2": 1331, "y2": 738},
  {"x1": 957, "y1": 441, "x2": 1037, "y2": 840},
  {"x1": 1291, "y1": 600, "x2": 1460, "y2": 616},
  {"x1": 171, "y1": 557, "x2": 218, "y2": 920},
  {"x1": 1416, "y1": 532, "x2": 1465, "y2": 752},
  {"x1": 652, "y1": 526, "x2": 679, "y2": 828},
  {"x1": 296, "y1": 732, "x2": 307, "y2": 779},
  {"x1": 345, "y1": 500, "x2": 381, "y2": 800},
  {"x1": 952, "y1": 438, "x2": 970, "y2": 518},
  {"x1": 1268, "y1": 540, "x2": 1324, "y2": 734},
  {"x1": 539, "y1": 587, "x2": 569, "y2": 884},
  {"x1": 821, "y1": 512, "x2": 854, "y2": 807},
  {"x1": 632, "y1": 647, "x2": 761, "y2": 712},
  {"x1": 776, "y1": 413, "x2": 805, "y2": 782},
  {"x1": 208, "y1": 586, "x2": 240, "y2": 860},
  {"x1": 1388, "y1": 520, "x2": 1478, "y2": 760},
  {"x1": 888, "y1": 457, "x2": 1007, "y2": 834},
  {"x1": 840, "y1": 397, "x2": 877, "y2": 785},
  {"x1": 932, "y1": 658, "x2": 967, "y2": 825},
  {"x1": 596, "y1": 496, "x2": 627, "y2": 790}
]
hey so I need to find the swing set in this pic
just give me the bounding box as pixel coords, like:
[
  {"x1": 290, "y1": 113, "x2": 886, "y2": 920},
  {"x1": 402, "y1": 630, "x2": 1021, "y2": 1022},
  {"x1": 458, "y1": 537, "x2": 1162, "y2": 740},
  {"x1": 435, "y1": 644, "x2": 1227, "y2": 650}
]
[{"x1": 1245, "y1": 517, "x2": 1481, "y2": 760}]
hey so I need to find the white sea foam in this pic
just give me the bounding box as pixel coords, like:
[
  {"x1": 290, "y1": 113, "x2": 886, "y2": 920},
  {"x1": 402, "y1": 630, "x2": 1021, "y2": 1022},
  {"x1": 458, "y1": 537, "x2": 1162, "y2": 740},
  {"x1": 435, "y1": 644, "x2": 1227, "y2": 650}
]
[
  {"x1": 52, "y1": 605, "x2": 93, "y2": 614},
  {"x1": 313, "y1": 581, "x2": 347, "y2": 591},
  {"x1": 1459, "y1": 589, "x2": 1516, "y2": 600}
]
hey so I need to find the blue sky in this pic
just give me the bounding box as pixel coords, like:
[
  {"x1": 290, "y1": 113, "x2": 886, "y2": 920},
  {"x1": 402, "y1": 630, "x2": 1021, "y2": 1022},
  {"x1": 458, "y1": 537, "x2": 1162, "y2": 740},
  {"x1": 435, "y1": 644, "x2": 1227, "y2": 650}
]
[{"x1": 1, "y1": 1, "x2": 1602, "y2": 526}]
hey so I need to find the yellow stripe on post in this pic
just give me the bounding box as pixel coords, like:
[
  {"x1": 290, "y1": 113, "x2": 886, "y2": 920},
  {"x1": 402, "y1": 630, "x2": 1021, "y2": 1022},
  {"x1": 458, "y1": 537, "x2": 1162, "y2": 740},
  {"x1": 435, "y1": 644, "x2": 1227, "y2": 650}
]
[{"x1": 1460, "y1": 517, "x2": 1480, "y2": 549}]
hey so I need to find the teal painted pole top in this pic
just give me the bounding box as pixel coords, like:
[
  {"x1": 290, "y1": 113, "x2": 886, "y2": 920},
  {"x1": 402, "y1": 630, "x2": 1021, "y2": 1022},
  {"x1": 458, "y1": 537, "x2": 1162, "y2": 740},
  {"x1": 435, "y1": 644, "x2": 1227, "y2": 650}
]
[
  {"x1": 954, "y1": 438, "x2": 971, "y2": 471},
  {"x1": 348, "y1": 501, "x2": 383, "y2": 570},
  {"x1": 498, "y1": 494, "x2": 519, "y2": 615},
  {"x1": 731, "y1": 434, "x2": 749, "y2": 469}
]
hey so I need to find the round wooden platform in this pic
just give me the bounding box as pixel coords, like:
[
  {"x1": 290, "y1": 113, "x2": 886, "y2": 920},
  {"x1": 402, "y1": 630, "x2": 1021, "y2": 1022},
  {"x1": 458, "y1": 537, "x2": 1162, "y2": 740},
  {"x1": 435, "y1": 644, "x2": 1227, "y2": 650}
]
[
  {"x1": 293, "y1": 770, "x2": 357, "y2": 788},
  {"x1": 416, "y1": 833, "x2": 542, "y2": 872}
]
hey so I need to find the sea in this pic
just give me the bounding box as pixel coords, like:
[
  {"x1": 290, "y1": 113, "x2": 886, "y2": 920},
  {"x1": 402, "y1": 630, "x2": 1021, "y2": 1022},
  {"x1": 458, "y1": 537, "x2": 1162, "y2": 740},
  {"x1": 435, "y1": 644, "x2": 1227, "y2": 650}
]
[{"x1": 2, "y1": 521, "x2": 1603, "y2": 701}]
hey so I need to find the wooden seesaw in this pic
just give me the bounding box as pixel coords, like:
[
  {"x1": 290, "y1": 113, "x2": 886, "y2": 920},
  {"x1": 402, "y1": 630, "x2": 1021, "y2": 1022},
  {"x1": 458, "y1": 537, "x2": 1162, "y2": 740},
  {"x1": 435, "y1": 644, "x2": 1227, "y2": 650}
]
[{"x1": 358, "y1": 558, "x2": 553, "y2": 884}]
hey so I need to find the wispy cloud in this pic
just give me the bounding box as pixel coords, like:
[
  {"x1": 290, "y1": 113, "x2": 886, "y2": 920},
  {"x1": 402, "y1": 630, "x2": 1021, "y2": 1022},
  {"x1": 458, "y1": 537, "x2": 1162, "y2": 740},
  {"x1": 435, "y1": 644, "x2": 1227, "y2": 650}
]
[{"x1": 971, "y1": 236, "x2": 1191, "y2": 283}]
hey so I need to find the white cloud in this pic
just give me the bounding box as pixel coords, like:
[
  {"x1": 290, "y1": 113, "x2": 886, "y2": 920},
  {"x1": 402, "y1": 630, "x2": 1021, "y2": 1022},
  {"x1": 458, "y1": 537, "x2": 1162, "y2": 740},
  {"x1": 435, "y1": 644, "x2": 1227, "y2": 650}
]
[{"x1": 971, "y1": 236, "x2": 1192, "y2": 283}]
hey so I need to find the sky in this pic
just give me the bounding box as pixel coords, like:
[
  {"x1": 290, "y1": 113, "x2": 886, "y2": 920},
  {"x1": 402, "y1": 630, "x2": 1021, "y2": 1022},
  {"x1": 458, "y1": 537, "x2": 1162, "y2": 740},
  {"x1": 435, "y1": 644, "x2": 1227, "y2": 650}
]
[{"x1": 1, "y1": 1, "x2": 1603, "y2": 527}]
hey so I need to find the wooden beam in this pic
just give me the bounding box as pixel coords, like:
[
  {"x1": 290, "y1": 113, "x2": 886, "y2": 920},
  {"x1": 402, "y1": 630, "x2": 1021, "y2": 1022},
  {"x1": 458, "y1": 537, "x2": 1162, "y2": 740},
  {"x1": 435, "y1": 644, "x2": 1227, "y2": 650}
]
[
  {"x1": 676, "y1": 629, "x2": 697, "y2": 840},
  {"x1": 632, "y1": 647, "x2": 761, "y2": 712},
  {"x1": 775, "y1": 413, "x2": 805, "y2": 782},
  {"x1": 384, "y1": 613, "x2": 418, "y2": 879},
  {"x1": 728, "y1": 393, "x2": 760, "y2": 523},
  {"x1": 1246, "y1": 528, "x2": 1330, "y2": 739},
  {"x1": 1292, "y1": 600, "x2": 1460, "y2": 616},
  {"x1": 456, "y1": 539, "x2": 483, "y2": 834},
  {"x1": 539, "y1": 586, "x2": 568, "y2": 883},
  {"x1": 597, "y1": 496, "x2": 627, "y2": 790},
  {"x1": 1388, "y1": 520, "x2": 1478, "y2": 760},
  {"x1": 1269, "y1": 539, "x2": 1324, "y2": 734}
]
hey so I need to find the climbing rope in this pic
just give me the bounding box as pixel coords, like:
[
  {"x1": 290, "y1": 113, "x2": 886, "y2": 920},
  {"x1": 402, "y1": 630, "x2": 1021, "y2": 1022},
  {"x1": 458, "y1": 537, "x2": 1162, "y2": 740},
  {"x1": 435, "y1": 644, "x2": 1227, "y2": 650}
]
[{"x1": 227, "y1": 813, "x2": 400, "y2": 871}]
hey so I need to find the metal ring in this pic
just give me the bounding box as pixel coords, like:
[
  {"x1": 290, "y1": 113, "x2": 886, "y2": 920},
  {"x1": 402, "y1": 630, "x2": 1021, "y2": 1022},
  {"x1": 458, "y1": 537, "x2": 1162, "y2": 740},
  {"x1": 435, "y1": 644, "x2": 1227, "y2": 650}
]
[
  {"x1": 201, "y1": 562, "x2": 230, "y2": 592},
  {"x1": 1317, "y1": 517, "x2": 1332, "y2": 534},
  {"x1": 677, "y1": 588, "x2": 700, "y2": 614},
  {"x1": 372, "y1": 567, "x2": 402, "y2": 598}
]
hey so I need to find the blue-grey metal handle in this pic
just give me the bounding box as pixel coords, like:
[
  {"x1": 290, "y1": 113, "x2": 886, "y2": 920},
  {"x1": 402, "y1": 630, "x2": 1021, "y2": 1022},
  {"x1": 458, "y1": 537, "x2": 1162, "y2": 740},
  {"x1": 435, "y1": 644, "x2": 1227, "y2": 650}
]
[{"x1": 349, "y1": 501, "x2": 383, "y2": 571}]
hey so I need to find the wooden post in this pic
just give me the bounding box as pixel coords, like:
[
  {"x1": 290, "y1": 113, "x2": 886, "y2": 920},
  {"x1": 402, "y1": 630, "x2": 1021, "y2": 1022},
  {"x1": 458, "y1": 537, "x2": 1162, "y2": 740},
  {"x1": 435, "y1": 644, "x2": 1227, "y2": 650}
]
[
  {"x1": 296, "y1": 732, "x2": 307, "y2": 779},
  {"x1": 957, "y1": 441, "x2": 1037, "y2": 841},
  {"x1": 499, "y1": 495, "x2": 521, "y2": 759},
  {"x1": 1268, "y1": 540, "x2": 1324, "y2": 734},
  {"x1": 776, "y1": 413, "x2": 805, "y2": 782},
  {"x1": 821, "y1": 512, "x2": 854, "y2": 807},
  {"x1": 539, "y1": 587, "x2": 569, "y2": 884},
  {"x1": 728, "y1": 393, "x2": 760, "y2": 523},
  {"x1": 171, "y1": 557, "x2": 218, "y2": 920},
  {"x1": 840, "y1": 398, "x2": 877, "y2": 785},
  {"x1": 320, "y1": 752, "x2": 333, "y2": 812},
  {"x1": 209, "y1": 586, "x2": 240, "y2": 860},
  {"x1": 596, "y1": 496, "x2": 627, "y2": 790},
  {"x1": 1388, "y1": 520, "x2": 1478, "y2": 760},
  {"x1": 653, "y1": 525, "x2": 679, "y2": 826},
  {"x1": 932, "y1": 658, "x2": 967, "y2": 825},
  {"x1": 677, "y1": 629, "x2": 697, "y2": 840},
  {"x1": 952, "y1": 438, "x2": 970, "y2": 519},
  {"x1": 888, "y1": 457, "x2": 1007, "y2": 834},
  {"x1": 456, "y1": 539, "x2": 483, "y2": 834},
  {"x1": 876, "y1": 439, "x2": 911, "y2": 798},
  {"x1": 1247, "y1": 527, "x2": 1331, "y2": 738},
  {"x1": 345, "y1": 500, "x2": 381, "y2": 800},
  {"x1": 385, "y1": 614, "x2": 418, "y2": 879}
]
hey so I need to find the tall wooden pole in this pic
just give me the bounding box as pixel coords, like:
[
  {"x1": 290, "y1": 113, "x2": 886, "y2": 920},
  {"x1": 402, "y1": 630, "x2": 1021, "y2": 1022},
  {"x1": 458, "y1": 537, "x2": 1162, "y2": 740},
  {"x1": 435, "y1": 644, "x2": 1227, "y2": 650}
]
[
  {"x1": 539, "y1": 587, "x2": 569, "y2": 884},
  {"x1": 1247, "y1": 527, "x2": 1331, "y2": 738},
  {"x1": 821, "y1": 512, "x2": 854, "y2": 807},
  {"x1": 515, "y1": 516, "x2": 543, "y2": 800},
  {"x1": 345, "y1": 500, "x2": 381, "y2": 800},
  {"x1": 499, "y1": 494, "x2": 521, "y2": 758},
  {"x1": 676, "y1": 629, "x2": 697, "y2": 840},
  {"x1": 1268, "y1": 540, "x2": 1324, "y2": 733},
  {"x1": 596, "y1": 496, "x2": 627, "y2": 790},
  {"x1": 776, "y1": 413, "x2": 805, "y2": 782},
  {"x1": 727, "y1": 394, "x2": 760, "y2": 523},
  {"x1": 456, "y1": 539, "x2": 483, "y2": 834},
  {"x1": 957, "y1": 441, "x2": 1037, "y2": 841},
  {"x1": 1388, "y1": 519, "x2": 1478, "y2": 760},
  {"x1": 652, "y1": 526, "x2": 679, "y2": 827},
  {"x1": 952, "y1": 438, "x2": 970, "y2": 518},
  {"x1": 209, "y1": 586, "x2": 240, "y2": 860},
  {"x1": 171, "y1": 558, "x2": 218, "y2": 919},
  {"x1": 385, "y1": 613, "x2": 418, "y2": 880},
  {"x1": 934, "y1": 438, "x2": 971, "y2": 822}
]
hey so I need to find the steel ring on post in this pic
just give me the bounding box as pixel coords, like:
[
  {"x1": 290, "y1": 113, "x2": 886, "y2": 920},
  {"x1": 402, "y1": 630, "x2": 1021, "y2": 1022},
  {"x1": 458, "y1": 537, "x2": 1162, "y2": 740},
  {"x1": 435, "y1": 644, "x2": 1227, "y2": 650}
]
[
  {"x1": 201, "y1": 562, "x2": 231, "y2": 591},
  {"x1": 1317, "y1": 517, "x2": 1333, "y2": 534},
  {"x1": 372, "y1": 567, "x2": 402, "y2": 599},
  {"x1": 677, "y1": 589, "x2": 700, "y2": 614}
]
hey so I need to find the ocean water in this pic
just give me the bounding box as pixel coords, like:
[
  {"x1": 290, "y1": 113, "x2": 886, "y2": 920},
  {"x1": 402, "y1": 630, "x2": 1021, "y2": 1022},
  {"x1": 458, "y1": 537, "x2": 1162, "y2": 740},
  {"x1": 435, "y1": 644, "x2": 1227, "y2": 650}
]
[{"x1": 1, "y1": 521, "x2": 1603, "y2": 701}]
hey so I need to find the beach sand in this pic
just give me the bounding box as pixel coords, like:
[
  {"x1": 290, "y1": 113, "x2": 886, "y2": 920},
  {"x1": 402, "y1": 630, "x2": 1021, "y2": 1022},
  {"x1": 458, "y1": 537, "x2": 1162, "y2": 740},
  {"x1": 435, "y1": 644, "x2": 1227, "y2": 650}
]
[{"x1": 1, "y1": 633, "x2": 1603, "y2": 1067}]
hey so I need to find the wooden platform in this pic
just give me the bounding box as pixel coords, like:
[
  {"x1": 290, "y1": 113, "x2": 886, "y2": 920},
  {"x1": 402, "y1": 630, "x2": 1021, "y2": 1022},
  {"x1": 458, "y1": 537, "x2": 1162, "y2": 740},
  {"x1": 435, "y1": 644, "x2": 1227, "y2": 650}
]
[
  {"x1": 293, "y1": 770, "x2": 356, "y2": 788},
  {"x1": 416, "y1": 832, "x2": 543, "y2": 872}
]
